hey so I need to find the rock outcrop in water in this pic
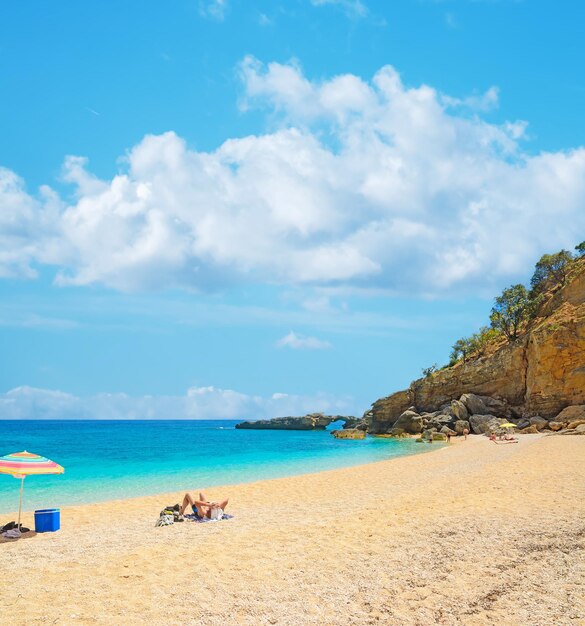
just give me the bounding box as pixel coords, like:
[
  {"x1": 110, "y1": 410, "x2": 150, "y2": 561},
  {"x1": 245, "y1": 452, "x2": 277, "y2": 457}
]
[
  {"x1": 366, "y1": 258, "x2": 585, "y2": 435},
  {"x1": 235, "y1": 413, "x2": 363, "y2": 431},
  {"x1": 331, "y1": 428, "x2": 366, "y2": 440}
]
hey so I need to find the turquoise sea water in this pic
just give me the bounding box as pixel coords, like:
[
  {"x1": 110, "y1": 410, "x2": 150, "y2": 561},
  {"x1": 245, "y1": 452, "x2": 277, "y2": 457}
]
[{"x1": 0, "y1": 420, "x2": 434, "y2": 515}]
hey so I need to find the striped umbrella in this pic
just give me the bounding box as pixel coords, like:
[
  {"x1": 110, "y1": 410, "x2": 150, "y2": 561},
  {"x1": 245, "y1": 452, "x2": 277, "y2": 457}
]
[{"x1": 0, "y1": 451, "x2": 64, "y2": 532}]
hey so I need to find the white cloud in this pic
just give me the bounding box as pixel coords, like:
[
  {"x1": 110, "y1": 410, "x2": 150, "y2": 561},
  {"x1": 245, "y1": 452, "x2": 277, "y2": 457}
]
[
  {"x1": 0, "y1": 168, "x2": 63, "y2": 279},
  {"x1": 310, "y1": 0, "x2": 368, "y2": 18},
  {"x1": 0, "y1": 385, "x2": 354, "y2": 420},
  {"x1": 276, "y1": 331, "x2": 332, "y2": 350},
  {"x1": 199, "y1": 0, "x2": 227, "y2": 21},
  {"x1": 442, "y1": 85, "x2": 500, "y2": 112},
  {"x1": 1, "y1": 59, "x2": 585, "y2": 296}
]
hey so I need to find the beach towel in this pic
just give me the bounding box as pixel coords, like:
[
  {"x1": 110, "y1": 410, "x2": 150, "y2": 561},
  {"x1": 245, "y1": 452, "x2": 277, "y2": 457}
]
[{"x1": 185, "y1": 513, "x2": 233, "y2": 523}]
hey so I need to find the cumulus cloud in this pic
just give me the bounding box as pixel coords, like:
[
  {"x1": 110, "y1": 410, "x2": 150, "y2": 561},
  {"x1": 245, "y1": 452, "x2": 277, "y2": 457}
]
[
  {"x1": 442, "y1": 85, "x2": 500, "y2": 112},
  {"x1": 0, "y1": 385, "x2": 353, "y2": 420},
  {"x1": 0, "y1": 168, "x2": 63, "y2": 279},
  {"x1": 1, "y1": 59, "x2": 584, "y2": 296},
  {"x1": 276, "y1": 331, "x2": 332, "y2": 350}
]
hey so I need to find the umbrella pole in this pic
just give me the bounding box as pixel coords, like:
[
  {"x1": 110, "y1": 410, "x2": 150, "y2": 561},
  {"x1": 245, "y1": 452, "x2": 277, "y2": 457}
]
[{"x1": 17, "y1": 476, "x2": 25, "y2": 529}]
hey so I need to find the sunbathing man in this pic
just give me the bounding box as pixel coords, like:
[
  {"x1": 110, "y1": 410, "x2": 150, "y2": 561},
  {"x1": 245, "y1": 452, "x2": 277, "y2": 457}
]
[{"x1": 179, "y1": 492, "x2": 229, "y2": 518}]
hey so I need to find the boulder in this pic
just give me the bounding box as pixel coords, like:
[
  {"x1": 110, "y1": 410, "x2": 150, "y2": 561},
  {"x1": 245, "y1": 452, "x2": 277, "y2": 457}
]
[
  {"x1": 460, "y1": 393, "x2": 489, "y2": 416},
  {"x1": 480, "y1": 396, "x2": 512, "y2": 418},
  {"x1": 516, "y1": 419, "x2": 531, "y2": 430},
  {"x1": 332, "y1": 428, "x2": 366, "y2": 440},
  {"x1": 555, "y1": 424, "x2": 585, "y2": 436},
  {"x1": 548, "y1": 421, "x2": 563, "y2": 431},
  {"x1": 431, "y1": 432, "x2": 448, "y2": 441},
  {"x1": 468, "y1": 414, "x2": 505, "y2": 435},
  {"x1": 421, "y1": 428, "x2": 437, "y2": 441},
  {"x1": 450, "y1": 400, "x2": 469, "y2": 421},
  {"x1": 558, "y1": 424, "x2": 585, "y2": 435},
  {"x1": 440, "y1": 426, "x2": 456, "y2": 436},
  {"x1": 387, "y1": 428, "x2": 408, "y2": 438},
  {"x1": 519, "y1": 425, "x2": 539, "y2": 434},
  {"x1": 435, "y1": 413, "x2": 457, "y2": 425},
  {"x1": 555, "y1": 405, "x2": 585, "y2": 424},
  {"x1": 510, "y1": 406, "x2": 524, "y2": 419},
  {"x1": 567, "y1": 419, "x2": 585, "y2": 430},
  {"x1": 453, "y1": 420, "x2": 471, "y2": 435},
  {"x1": 529, "y1": 416, "x2": 549, "y2": 431},
  {"x1": 392, "y1": 410, "x2": 424, "y2": 434}
]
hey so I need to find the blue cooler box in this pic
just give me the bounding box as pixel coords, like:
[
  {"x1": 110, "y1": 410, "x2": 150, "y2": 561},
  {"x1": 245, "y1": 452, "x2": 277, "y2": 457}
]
[{"x1": 34, "y1": 508, "x2": 60, "y2": 533}]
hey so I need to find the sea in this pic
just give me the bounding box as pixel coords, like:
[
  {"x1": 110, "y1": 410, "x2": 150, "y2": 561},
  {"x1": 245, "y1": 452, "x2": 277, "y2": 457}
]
[{"x1": 0, "y1": 420, "x2": 435, "y2": 515}]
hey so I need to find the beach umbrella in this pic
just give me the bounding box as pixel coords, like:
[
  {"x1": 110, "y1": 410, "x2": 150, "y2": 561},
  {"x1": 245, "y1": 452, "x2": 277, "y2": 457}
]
[
  {"x1": 500, "y1": 423, "x2": 516, "y2": 428},
  {"x1": 0, "y1": 451, "x2": 64, "y2": 533}
]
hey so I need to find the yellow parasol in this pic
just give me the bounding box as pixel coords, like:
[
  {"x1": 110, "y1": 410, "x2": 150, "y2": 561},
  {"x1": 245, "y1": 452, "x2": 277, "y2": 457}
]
[{"x1": 499, "y1": 423, "x2": 516, "y2": 428}]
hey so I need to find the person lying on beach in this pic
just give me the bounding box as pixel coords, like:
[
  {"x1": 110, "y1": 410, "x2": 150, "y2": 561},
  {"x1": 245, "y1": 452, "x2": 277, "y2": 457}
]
[
  {"x1": 489, "y1": 433, "x2": 519, "y2": 444},
  {"x1": 179, "y1": 492, "x2": 229, "y2": 518}
]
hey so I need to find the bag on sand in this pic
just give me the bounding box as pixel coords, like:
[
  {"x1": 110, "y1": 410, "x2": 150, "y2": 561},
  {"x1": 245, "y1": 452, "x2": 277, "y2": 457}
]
[
  {"x1": 155, "y1": 513, "x2": 175, "y2": 527},
  {"x1": 155, "y1": 503, "x2": 185, "y2": 527}
]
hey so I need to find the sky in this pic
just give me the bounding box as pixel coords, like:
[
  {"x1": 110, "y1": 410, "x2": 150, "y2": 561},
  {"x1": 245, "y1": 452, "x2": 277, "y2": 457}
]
[{"x1": 1, "y1": 0, "x2": 584, "y2": 420}]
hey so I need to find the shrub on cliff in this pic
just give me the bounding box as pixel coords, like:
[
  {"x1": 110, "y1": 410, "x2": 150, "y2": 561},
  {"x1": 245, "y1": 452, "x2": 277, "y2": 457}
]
[
  {"x1": 530, "y1": 250, "x2": 573, "y2": 296},
  {"x1": 450, "y1": 337, "x2": 473, "y2": 363},
  {"x1": 449, "y1": 326, "x2": 500, "y2": 365},
  {"x1": 422, "y1": 364, "x2": 438, "y2": 377},
  {"x1": 469, "y1": 326, "x2": 500, "y2": 356},
  {"x1": 576, "y1": 241, "x2": 585, "y2": 257},
  {"x1": 489, "y1": 284, "x2": 530, "y2": 341}
]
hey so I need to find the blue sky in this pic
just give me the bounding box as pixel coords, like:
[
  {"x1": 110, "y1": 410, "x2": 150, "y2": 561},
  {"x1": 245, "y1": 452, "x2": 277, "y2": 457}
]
[{"x1": 1, "y1": 0, "x2": 584, "y2": 419}]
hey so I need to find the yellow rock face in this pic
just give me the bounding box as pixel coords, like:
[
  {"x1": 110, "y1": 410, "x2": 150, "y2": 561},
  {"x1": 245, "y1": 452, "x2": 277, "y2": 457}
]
[
  {"x1": 524, "y1": 310, "x2": 585, "y2": 416},
  {"x1": 412, "y1": 339, "x2": 528, "y2": 412}
]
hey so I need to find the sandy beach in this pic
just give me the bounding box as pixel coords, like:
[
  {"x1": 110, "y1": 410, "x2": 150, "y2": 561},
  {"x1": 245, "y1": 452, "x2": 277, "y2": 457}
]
[{"x1": 1, "y1": 434, "x2": 584, "y2": 626}]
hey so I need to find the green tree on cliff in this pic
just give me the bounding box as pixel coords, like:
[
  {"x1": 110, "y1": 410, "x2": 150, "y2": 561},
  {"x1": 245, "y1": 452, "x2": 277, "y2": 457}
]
[
  {"x1": 576, "y1": 241, "x2": 585, "y2": 257},
  {"x1": 490, "y1": 284, "x2": 530, "y2": 341},
  {"x1": 530, "y1": 250, "x2": 573, "y2": 295},
  {"x1": 450, "y1": 337, "x2": 472, "y2": 363}
]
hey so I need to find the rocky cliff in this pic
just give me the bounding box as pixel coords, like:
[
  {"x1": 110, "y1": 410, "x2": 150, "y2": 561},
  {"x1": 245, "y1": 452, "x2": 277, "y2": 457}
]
[
  {"x1": 235, "y1": 413, "x2": 362, "y2": 430},
  {"x1": 367, "y1": 260, "x2": 585, "y2": 433}
]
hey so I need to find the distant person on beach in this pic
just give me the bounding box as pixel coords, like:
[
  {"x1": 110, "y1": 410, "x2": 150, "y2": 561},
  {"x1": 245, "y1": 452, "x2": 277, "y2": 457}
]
[
  {"x1": 463, "y1": 428, "x2": 469, "y2": 440},
  {"x1": 180, "y1": 492, "x2": 229, "y2": 518}
]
